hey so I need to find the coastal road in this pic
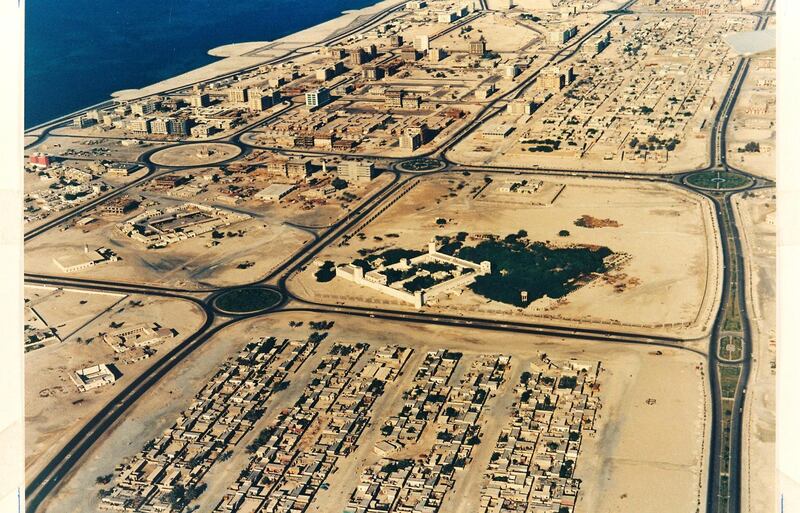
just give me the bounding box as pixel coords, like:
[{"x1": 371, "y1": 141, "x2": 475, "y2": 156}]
[{"x1": 22, "y1": 1, "x2": 774, "y2": 512}]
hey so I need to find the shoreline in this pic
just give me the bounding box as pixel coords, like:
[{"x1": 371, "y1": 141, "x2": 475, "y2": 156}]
[{"x1": 25, "y1": 0, "x2": 406, "y2": 133}]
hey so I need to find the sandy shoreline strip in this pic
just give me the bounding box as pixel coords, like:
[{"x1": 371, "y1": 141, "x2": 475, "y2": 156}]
[{"x1": 111, "y1": 0, "x2": 407, "y2": 102}]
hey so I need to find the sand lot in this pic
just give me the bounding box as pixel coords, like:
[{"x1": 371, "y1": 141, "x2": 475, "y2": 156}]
[
  {"x1": 40, "y1": 311, "x2": 708, "y2": 513},
  {"x1": 24, "y1": 214, "x2": 311, "y2": 289},
  {"x1": 290, "y1": 173, "x2": 721, "y2": 339},
  {"x1": 25, "y1": 135, "x2": 163, "y2": 163},
  {"x1": 149, "y1": 143, "x2": 242, "y2": 167},
  {"x1": 725, "y1": 58, "x2": 776, "y2": 180},
  {"x1": 25, "y1": 293, "x2": 206, "y2": 481},
  {"x1": 733, "y1": 189, "x2": 776, "y2": 513}
]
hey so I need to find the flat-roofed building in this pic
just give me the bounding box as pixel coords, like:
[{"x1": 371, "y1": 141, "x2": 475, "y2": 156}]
[
  {"x1": 363, "y1": 65, "x2": 385, "y2": 81},
  {"x1": 128, "y1": 117, "x2": 152, "y2": 134},
  {"x1": 350, "y1": 47, "x2": 369, "y2": 66},
  {"x1": 508, "y1": 99, "x2": 535, "y2": 116},
  {"x1": 248, "y1": 90, "x2": 273, "y2": 112},
  {"x1": 305, "y1": 88, "x2": 331, "y2": 109},
  {"x1": 469, "y1": 37, "x2": 487, "y2": 57},
  {"x1": 71, "y1": 364, "x2": 117, "y2": 392},
  {"x1": 316, "y1": 67, "x2": 335, "y2": 82},
  {"x1": 342, "y1": 159, "x2": 377, "y2": 183},
  {"x1": 131, "y1": 100, "x2": 160, "y2": 116},
  {"x1": 101, "y1": 195, "x2": 139, "y2": 215},
  {"x1": 400, "y1": 46, "x2": 419, "y2": 61},
  {"x1": 429, "y1": 48, "x2": 446, "y2": 63},
  {"x1": 254, "y1": 183, "x2": 298, "y2": 201},
  {"x1": 400, "y1": 127, "x2": 424, "y2": 150},
  {"x1": 287, "y1": 158, "x2": 313, "y2": 178},
  {"x1": 53, "y1": 246, "x2": 119, "y2": 274},
  {"x1": 151, "y1": 118, "x2": 170, "y2": 135},
  {"x1": 481, "y1": 123, "x2": 515, "y2": 138},
  {"x1": 190, "y1": 93, "x2": 210, "y2": 107},
  {"x1": 228, "y1": 86, "x2": 249, "y2": 103}
]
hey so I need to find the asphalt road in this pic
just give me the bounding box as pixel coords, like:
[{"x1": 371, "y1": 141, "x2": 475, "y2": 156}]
[{"x1": 21, "y1": 1, "x2": 775, "y2": 512}]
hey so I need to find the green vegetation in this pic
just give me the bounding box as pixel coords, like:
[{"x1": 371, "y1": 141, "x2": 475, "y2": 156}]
[
  {"x1": 214, "y1": 288, "x2": 281, "y2": 314},
  {"x1": 354, "y1": 248, "x2": 425, "y2": 271},
  {"x1": 95, "y1": 474, "x2": 113, "y2": 485},
  {"x1": 246, "y1": 428, "x2": 274, "y2": 453},
  {"x1": 403, "y1": 274, "x2": 437, "y2": 292},
  {"x1": 719, "y1": 336, "x2": 744, "y2": 361},
  {"x1": 686, "y1": 171, "x2": 751, "y2": 190},
  {"x1": 558, "y1": 230, "x2": 570, "y2": 237},
  {"x1": 452, "y1": 233, "x2": 612, "y2": 307},
  {"x1": 381, "y1": 459, "x2": 414, "y2": 474},
  {"x1": 557, "y1": 376, "x2": 578, "y2": 389},
  {"x1": 314, "y1": 261, "x2": 336, "y2": 282},
  {"x1": 166, "y1": 483, "x2": 207, "y2": 511},
  {"x1": 309, "y1": 320, "x2": 335, "y2": 331},
  {"x1": 719, "y1": 365, "x2": 741, "y2": 399},
  {"x1": 741, "y1": 141, "x2": 761, "y2": 153},
  {"x1": 559, "y1": 460, "x2": 575, "y2": 478},
  {"x1": 398, "y1": 158, "x2": 443, "y2": 171}
]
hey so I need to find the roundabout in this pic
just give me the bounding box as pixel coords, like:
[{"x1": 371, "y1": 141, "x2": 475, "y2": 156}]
[
  {"x1": 149, "y1": 142, "x2": 242, "y2": 167},
  {"x1": 684, "y1": 170, "x2": 753, "y2": 191},
  {"x1": 211, "y1": 287, "x2": 283, "y2": 315},
  {"x1": 396, "y1": 158, "x2": 447, "y2": 173}
]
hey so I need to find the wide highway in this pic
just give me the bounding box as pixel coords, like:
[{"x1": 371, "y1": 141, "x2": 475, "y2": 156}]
[{"x1": 21, "y1": 1, "x2": 775, "y2": 512}]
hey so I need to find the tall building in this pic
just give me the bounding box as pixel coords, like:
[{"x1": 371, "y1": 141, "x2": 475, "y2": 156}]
[
  {"x1": 350, "y1": 47, "x2": 369, "y2": 66},
  {"x1": 168, "y1": 118, "x2": 189, "y2": 136},
  {"x1": 469, "y1": 37, "x2": 487, "y2": 57},
  {"x1": 248, "y1": 90, "x2": 273, "y2": 112},
  {"x1": 305, "y1": 88, "x2": 332, "y2": 109},
  {"x1": 131, "y1": 100, "x2": 160, "y2": 116},
  {"x1": 228, "y1": 87, "x2": 249, "y2": 103},
  {"x1": 400, "y1": 127, "x2": 424, "y2": 150},
  {"x1": 128, "y1": 118, "x2": 152, "y2": 134},
  {"x1": 415, "y1": 35, "x2": 430, "y2": 52},
  {"x1": 363, "y1": 65, "x2": 385, "y2": 81},
  {"x1": 429, "y1": 48, "x2": 446, "y2": 63},
  {"x1": 540, "y1": 67, "x2": 565, "y2": 91},
  {"x1": 390, "y1": 35, "x2": 404, "y2": 47},
  {"x1": 342, "y1": 160, "x2": 377, "y2": 182},
  {"x1": 190, "y1": 93, "x2": 210, "y2": 108},
  {"x1": 151, "y1": 118, "x2": 170, "y2": 135},
  {"x1": 508, "y1": 99, "x2": 534, "y2": 116},
  {"x1": 316, "y1": 67, "x2": 335, "y2": 82},
  {"x1": 400, "y1": 47, "x2": 419, "y2": 62}
]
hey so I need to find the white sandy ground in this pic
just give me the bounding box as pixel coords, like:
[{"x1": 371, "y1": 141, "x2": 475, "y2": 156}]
[
  {"x1": 24, "y1": 215, "x2": 312, "y2": 290},
  {"x1": 148, "y1": 143, "x2": 242, "y2": 167},
  {"x1": 24, "y1": 293, "x2": 207, "y2": 481},
  {"x1": 732, "y1": 189, "x2": 777, "y2": 513},
  {"x1": 725, "y1": 56, "x2": 775, "y2": 180},
  {"x1": 290, "y1": 173, "x2": 722, "y2": 339},
  {"x1": 38, "y1": 312, "x2": 709, "y2": 513},
  {"x1": 110, "y1": 0, "x2": 409, "y2": 103}
]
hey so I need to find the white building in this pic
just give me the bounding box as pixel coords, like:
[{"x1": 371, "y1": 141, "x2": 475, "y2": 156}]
[
  {"x1": 305, "y1": 88, "x2": 332, "y2": 108},
  {"x1": 254, "y1": 183, "x2": 298, "y2": 201},
  {"x1": 71, "y1": 364, "x2": 117, "y2": 392}
]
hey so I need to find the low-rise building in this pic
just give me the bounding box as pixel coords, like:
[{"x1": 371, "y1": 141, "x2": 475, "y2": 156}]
[{"x1": 71, "y1": 364, "x2": 117, "y2": 392}]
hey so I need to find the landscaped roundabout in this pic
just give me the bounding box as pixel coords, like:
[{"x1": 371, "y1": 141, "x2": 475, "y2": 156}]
[
  {"x1": 212, "y1": 287, "x2": 283, "y2": 315},
  {"x1": 396, "y1": 158, "x2": 447, "y2": 172},
  {"x1": 685, "y1": 170, "x2": 753, "y2": 191}
]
